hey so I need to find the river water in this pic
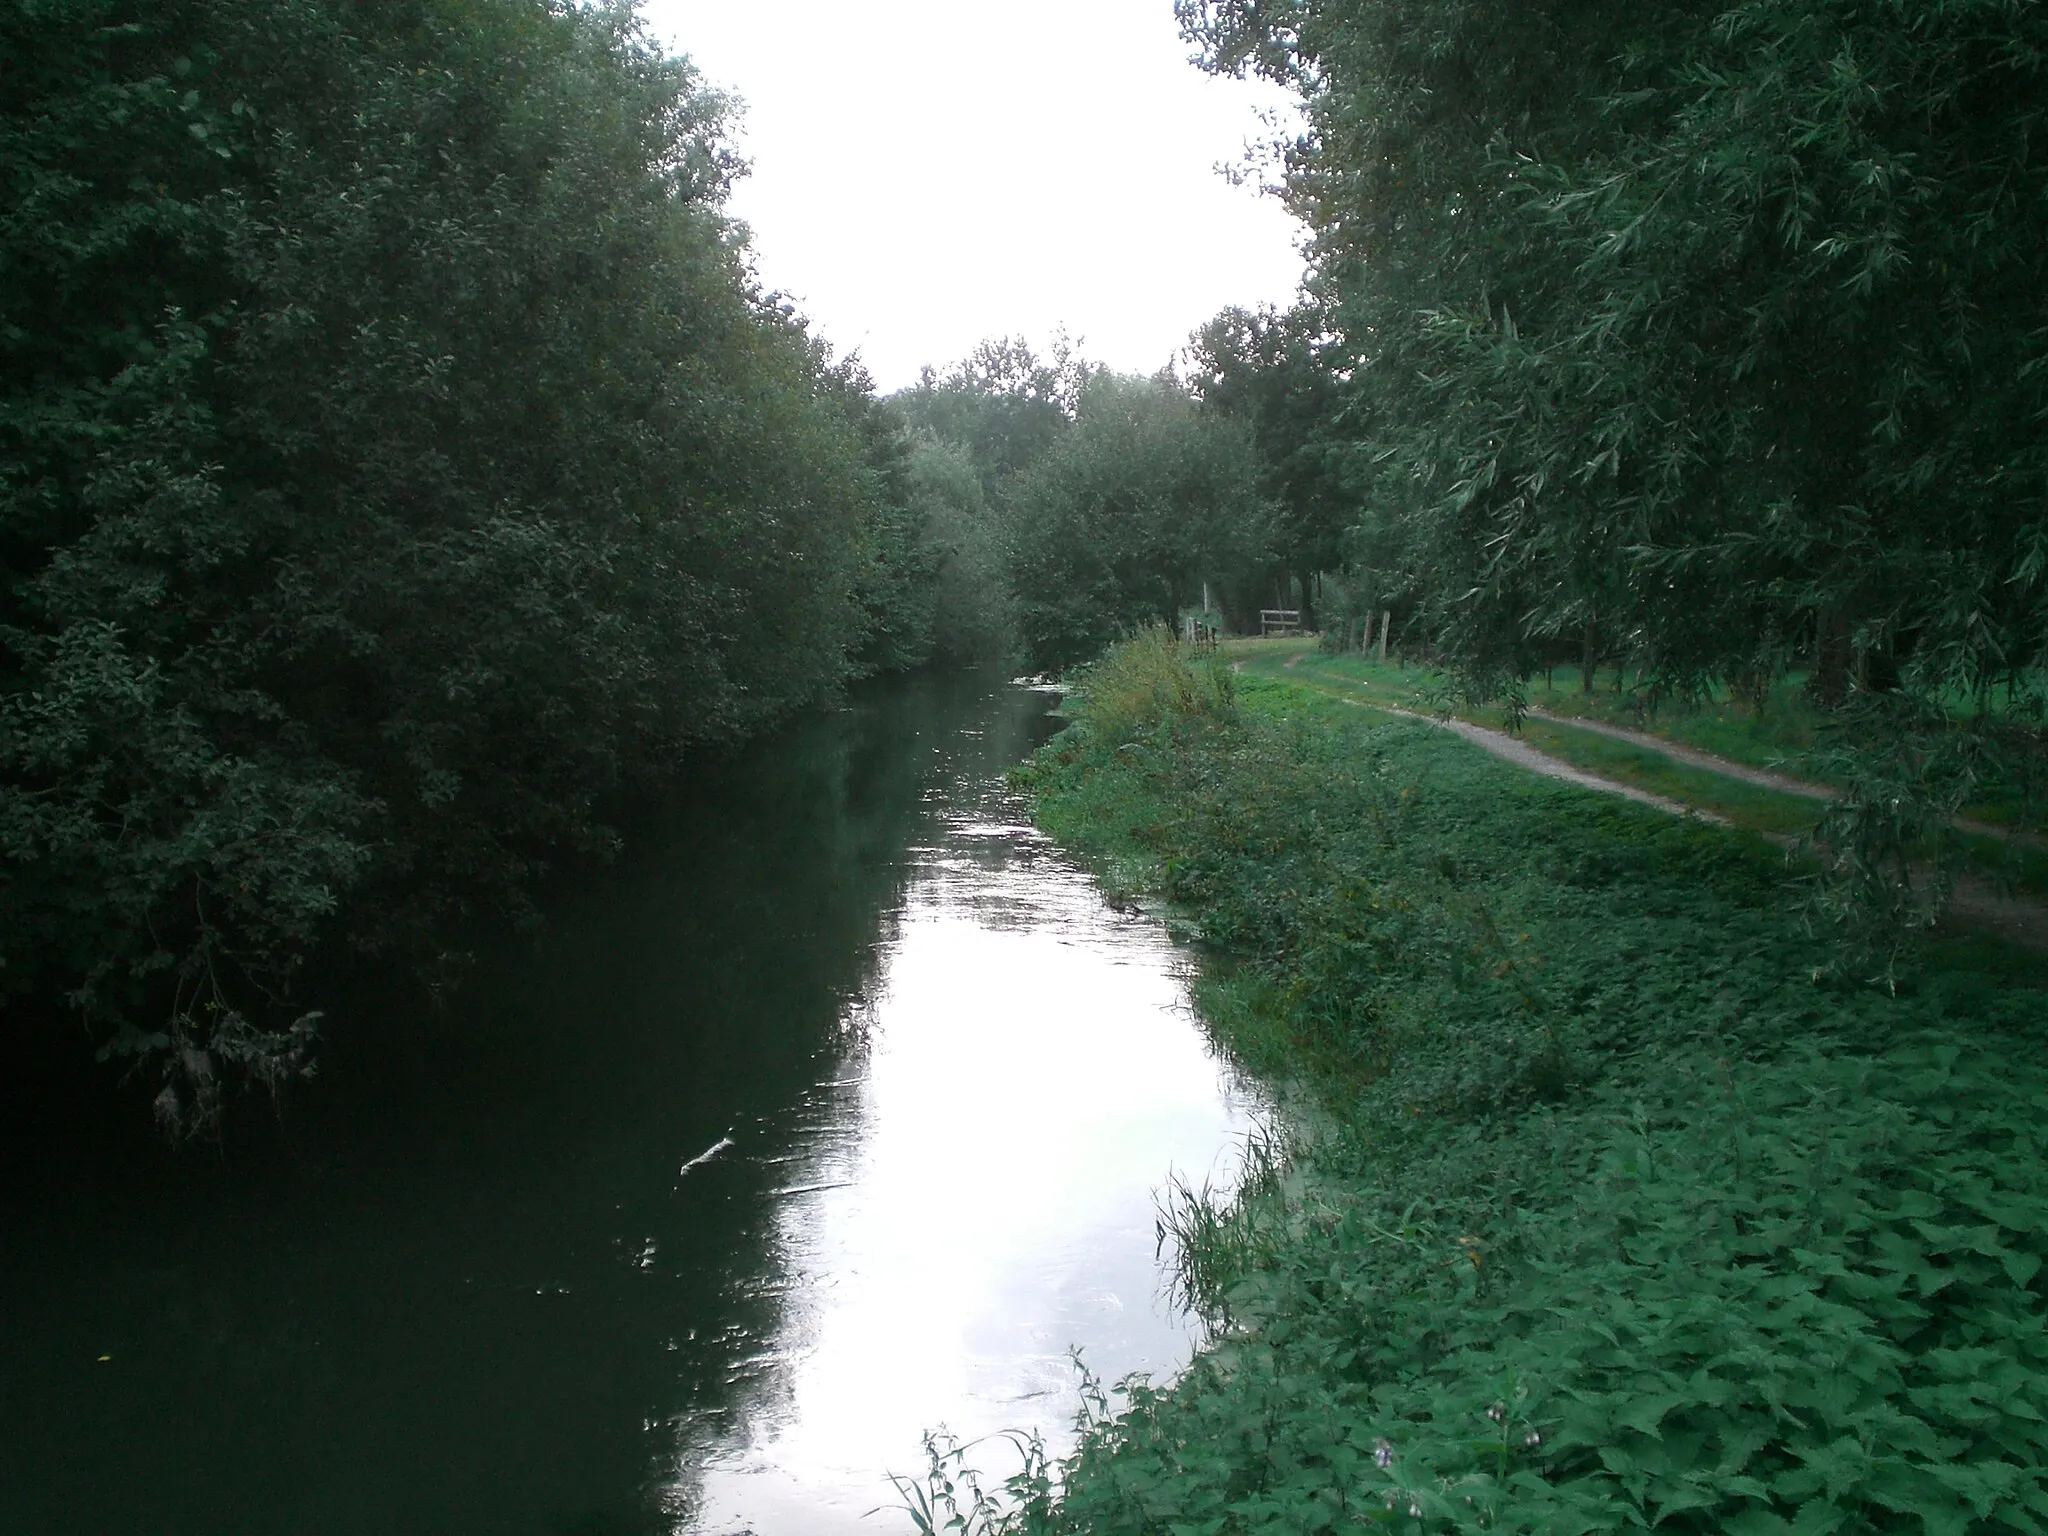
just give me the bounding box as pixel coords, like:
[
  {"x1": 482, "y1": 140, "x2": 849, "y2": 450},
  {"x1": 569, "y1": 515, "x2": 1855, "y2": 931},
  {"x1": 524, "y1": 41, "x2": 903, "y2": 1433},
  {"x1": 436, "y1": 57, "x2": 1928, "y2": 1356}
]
[{"x1": 1, "y1": 675, "x2": 1262, "y2": 1536}]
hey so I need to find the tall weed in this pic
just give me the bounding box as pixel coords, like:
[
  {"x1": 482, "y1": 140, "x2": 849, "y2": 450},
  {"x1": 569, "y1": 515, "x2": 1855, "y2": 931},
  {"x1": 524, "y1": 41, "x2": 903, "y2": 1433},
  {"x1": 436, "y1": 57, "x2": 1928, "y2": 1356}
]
[{"x1": 1060, "y1": 626, "x2": 1236, "y2": 747}]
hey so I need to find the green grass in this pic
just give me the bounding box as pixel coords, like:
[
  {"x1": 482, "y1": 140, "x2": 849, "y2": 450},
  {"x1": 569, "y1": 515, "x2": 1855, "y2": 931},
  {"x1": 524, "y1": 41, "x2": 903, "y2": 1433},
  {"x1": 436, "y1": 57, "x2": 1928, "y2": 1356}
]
[
  {"x1": 1226, "y1": 640, "x2": 1825, "y2": 837},
  {"x1": 942, "y1": 637, "x2": 2048, "y2": 1536},
  {"x1": 1235, "y1": 644, "x2": 2048, "y2": 892},
  {"x1": 1288, "y1": 644, "x2": 2048, "y2": 836},
  {"x1": 1243, "y1": 641, "x2": 1829, "y2": 782},
  {"x1": 1513, "y1": 719, "x2": 1824, "y2": 836},
  {"x1": 1299, "y1": 648, "x2": 1831, "y2": 783},
  {"x1": 1526, "y1": 668, "x2": 1829, "y2": 777},
  {"x1": 1956, "y1": 828, "x2": 2048, "y2": 900}
]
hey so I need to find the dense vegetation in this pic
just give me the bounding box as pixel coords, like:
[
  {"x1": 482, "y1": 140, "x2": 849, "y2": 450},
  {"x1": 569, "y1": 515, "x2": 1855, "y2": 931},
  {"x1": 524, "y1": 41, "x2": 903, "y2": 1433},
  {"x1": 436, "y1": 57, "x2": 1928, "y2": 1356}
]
[
  {"x1": 0, "y1": 0, "x2": 957, "y2": 1124},
  {"x1": 893, "y1": 340, "x2": 1289, "y2": 670},
  {"x1": 927, "y1": 634, "x2": 2048, "y2": 1534},
  {"x1": 0, "y1": 0, "x2": 1343, "y2": 1126},
  {"x1": 1167, "y1": 0, "x2": 2048, "y2": 901},
  {"x1": 12, "y1": 0, "x2": 2045, "y2": 1188},
  {"x1": 10, "y1": 0, "x2": 2048, "y2": 1519}
]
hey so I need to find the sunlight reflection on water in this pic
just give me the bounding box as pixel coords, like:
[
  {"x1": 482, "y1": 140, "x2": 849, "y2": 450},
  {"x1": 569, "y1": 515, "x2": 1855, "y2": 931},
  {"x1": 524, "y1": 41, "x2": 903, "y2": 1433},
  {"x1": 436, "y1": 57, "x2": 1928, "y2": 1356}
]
[{"x1": 670, "y1": 785, "x2": 1266, "y2": 1534}]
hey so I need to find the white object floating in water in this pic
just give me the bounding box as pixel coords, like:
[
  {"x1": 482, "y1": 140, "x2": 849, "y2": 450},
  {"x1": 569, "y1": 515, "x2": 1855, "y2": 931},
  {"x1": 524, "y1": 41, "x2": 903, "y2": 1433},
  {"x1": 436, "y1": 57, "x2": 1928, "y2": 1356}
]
[{"x1": 679, "y1": 1132, "x2": 737, "y2": 1177}]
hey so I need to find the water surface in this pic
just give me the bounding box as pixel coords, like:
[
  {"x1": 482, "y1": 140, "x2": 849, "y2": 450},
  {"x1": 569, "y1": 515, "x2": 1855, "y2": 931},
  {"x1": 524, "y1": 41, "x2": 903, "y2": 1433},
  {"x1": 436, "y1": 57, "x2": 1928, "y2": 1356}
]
[{"x1": 1, "y1": 675, "x2": 1258, "y2": 1535}]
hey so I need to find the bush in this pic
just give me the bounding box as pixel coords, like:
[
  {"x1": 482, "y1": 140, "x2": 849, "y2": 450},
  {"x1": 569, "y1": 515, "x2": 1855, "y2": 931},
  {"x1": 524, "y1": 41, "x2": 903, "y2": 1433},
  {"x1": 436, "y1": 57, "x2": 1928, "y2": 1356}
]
[
  {"x1": 1, "y1": 0, "x2": 891, "y2": 1122},
  {"x1": 1060, "y1": 627, "x2": 1236, "y2": 746}
]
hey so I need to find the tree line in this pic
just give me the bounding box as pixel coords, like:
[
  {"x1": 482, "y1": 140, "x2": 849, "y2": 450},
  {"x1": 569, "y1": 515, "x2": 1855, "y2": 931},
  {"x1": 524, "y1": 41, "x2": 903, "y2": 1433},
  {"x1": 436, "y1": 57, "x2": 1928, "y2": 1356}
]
[
  {"x1": 1163, "y1": 0, "x2": 2048, "y2": 916},
  {"x1": 3, "y1": 0, "x2": 950, "y2": 1125},
  {"x1": 2, "y1": 0, "x2": 1324, "y2": 1126},
  {"x1": 18, "y1": 0, "x2": 2041, "y2": 1119},
  {"x1": 889, "y1": 335, "x2": 1312, "y2": 672}
]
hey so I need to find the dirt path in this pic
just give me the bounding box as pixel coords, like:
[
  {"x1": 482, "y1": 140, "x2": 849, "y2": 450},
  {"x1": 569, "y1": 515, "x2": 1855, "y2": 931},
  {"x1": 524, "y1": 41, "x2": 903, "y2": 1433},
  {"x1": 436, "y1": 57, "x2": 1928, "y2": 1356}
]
[
  {"x1": 1386, "y1": 703, "x2": 1730, "y2": 823},
  {"x1": 1270, "y1": 655, "x2": 1728, "y2": 822},
  {"x1": 1259, "y1": 651, "x2": 2048, "y2": 950},
  {"x1": 1525, "y1": 709, "x2": 1836, "y2": 800},
  {"x1": 1524, "y1": 706, "x2": 2042, "y2": 849}
]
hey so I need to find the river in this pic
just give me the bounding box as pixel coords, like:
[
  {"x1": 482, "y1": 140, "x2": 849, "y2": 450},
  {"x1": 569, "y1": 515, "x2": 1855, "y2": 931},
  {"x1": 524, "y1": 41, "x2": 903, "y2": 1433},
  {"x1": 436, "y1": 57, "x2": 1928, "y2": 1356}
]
[{"x1": 0, "y1": 674, "x2": 1262, "y2": 1536}]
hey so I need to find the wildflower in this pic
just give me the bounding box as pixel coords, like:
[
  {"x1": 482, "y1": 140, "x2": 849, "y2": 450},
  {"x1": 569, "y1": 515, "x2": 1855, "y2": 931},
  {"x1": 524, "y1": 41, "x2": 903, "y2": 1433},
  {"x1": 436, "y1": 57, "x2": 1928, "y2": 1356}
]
[{"x1": 1374, "y1": 1437, "x2": 1394, "y2": 1468}]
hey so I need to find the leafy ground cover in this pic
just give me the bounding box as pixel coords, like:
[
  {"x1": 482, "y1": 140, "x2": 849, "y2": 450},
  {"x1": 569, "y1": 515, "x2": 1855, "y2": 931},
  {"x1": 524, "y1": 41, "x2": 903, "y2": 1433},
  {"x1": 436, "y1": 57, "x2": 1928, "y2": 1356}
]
[{"x1": 936, "y1": 632, "x2": 2048, "y2": 1535}]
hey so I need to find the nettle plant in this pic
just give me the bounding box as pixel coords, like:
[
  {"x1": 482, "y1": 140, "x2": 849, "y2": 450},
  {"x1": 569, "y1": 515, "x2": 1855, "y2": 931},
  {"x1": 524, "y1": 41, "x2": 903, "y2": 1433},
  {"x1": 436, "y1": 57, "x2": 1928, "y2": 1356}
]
[{"x1": 1003, "y1": 638, "x2": 2048, "y2": 1534}]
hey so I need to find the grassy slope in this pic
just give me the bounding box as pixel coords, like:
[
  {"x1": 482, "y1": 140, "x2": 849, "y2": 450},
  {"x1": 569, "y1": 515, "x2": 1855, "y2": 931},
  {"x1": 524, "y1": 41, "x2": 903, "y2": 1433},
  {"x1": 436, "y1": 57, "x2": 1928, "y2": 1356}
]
[{"x1": 1004, "y1": 637, "x2": 2048, "y2": 1536}]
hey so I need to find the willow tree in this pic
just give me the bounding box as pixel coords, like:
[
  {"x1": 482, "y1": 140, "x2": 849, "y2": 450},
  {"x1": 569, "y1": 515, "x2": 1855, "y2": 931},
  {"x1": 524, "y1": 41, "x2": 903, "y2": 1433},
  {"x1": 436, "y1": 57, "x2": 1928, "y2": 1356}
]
[{"x1": 1183, "y1": 0, "x2": 2048, "y2": 910}]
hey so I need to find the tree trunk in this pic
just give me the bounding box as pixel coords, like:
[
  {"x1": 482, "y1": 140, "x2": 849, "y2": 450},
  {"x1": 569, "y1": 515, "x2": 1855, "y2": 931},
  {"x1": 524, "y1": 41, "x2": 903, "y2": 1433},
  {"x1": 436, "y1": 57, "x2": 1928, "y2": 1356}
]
[
  {"x1": 1296, "y1": 566, "x2": 1317, "y2": 633},
  {"x1": 1810, "y1": 612, "x2": 1851, "y2": 707}
]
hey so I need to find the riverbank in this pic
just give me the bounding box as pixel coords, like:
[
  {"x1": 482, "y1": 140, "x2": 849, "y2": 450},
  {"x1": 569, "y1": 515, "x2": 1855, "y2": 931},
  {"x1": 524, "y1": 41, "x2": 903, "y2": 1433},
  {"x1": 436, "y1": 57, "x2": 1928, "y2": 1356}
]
[
  {"x1": 7, "y1": 674, "x2": 1245, "y2": 1536},
  {"x1": 994, "y1": 633, "x2": 2048, "y2": 1534}
]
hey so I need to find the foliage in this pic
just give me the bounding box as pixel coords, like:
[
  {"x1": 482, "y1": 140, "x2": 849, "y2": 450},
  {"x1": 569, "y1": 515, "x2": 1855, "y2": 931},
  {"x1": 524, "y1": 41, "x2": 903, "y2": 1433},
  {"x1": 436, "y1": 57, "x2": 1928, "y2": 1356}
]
[
  {"x1": 1176, "y1": 0, "x2": 2048, "y2": 922},
  {"x1": 1, "y1": 0, "x2": 899, "y2": 1122},
  {"x1": 901, "y1": 434, "x2": 1022, "y2": 668},
  {"x1": 836, "y1": 355, "x2": 939, "y2": 676},
  {"x1": 1186, "y1": 304, "x2": 1354, "y2": 632},
  {"x1": 1002, "y1": 375, "x2": 1275, "y2": 670},
  {"x1": 889, "y1": 339, "x2": 1301, "y2": 675},
  {"x1": 892, "y1": 1426, "x2": 1059, "y2": 1536},
  {"x1": 893, "y1": 335, "x2": 1098, "y2": 493},
  {"x1": 1061, "y1": 625, "x2": 1237, "y2": 748},
  {"x1": 985, "y1": 641, "x2": 2048, "y2": 1533}
]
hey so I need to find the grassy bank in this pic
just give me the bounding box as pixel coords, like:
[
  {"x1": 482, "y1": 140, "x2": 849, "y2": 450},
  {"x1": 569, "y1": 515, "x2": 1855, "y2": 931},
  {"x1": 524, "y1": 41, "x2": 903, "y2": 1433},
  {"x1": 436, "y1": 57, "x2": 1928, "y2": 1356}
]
[{"x1": 956, "y1": 632, "x2": 2048, "y2": 1534}]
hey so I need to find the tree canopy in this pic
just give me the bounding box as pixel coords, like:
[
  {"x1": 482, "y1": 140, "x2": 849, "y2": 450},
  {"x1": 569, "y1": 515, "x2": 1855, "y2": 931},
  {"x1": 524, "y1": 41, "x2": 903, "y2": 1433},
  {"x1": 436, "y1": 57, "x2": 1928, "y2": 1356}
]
[
  {"x1": 1002, "y1": 372, "x2": 1274, "y2": 669},
  {"x1": 1, "y1": 0, "x2": 909, "y2": 1123},
  {"x1": 1180, "y1": 0, "x2": 2048, "y2": 901}
]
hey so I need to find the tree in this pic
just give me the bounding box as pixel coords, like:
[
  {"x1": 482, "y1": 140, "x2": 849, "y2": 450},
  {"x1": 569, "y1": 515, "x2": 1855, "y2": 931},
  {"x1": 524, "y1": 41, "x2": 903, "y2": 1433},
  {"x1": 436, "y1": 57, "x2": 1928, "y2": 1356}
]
[
  {"x1": 892, "y1": 335, "x2": 1097, "y2": 491},
  {"x1": 1003, "y1": 374, "x2": 1273, "y2": 670},
  {"x1": 1, "y1": 0, "x2": 893, "y2": 1123},
  {"x1": 1180, "y1": 0, "x2": 2048, "y2": 900},
  {"x1": 1185, "y1": 304, "x2": 1351, "y2": 631},
  {"x1": 902, "y1": 436, "x2": 1021, "y2": 668}
]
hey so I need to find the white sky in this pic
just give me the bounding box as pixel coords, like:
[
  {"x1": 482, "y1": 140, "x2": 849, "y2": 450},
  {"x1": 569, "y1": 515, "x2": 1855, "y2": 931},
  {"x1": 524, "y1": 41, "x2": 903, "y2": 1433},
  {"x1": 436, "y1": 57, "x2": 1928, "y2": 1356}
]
[{"x1": 638, "y1": 0, "x2": 1308, "y2": 392}]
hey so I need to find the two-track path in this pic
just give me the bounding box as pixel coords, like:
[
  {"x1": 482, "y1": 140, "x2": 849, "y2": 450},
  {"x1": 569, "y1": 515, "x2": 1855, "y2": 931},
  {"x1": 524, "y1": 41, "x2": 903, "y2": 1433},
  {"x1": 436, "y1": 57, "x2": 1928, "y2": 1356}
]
[
  {"x1": 1272, "y1": 650, "x2": 1724, "y2": 821},
  {"x1": 1259, "y1": 649, "x2": 2048, "y2": 951}
]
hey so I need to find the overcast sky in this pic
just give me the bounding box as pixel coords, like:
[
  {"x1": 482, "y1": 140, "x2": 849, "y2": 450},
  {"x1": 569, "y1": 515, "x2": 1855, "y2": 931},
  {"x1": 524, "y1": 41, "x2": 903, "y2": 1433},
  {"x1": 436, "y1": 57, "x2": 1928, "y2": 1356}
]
[{"x1": 638, "y1": 0, "x2": 1308, "y2": 391}]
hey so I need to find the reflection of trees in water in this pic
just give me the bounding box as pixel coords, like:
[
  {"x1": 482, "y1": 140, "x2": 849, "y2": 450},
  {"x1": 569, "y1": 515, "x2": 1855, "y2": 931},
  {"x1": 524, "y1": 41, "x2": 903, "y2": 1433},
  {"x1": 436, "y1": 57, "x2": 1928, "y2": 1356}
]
[
  {"x1": 632, "y1": 674, "x2": 1066, "y2": 1528},
  {"x1": 652, "y1": 675, "x2": 1071, "y2": 1529},
  {"x1": 0, "y1": 676, "x2": 1059, "y2": 1536}
]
